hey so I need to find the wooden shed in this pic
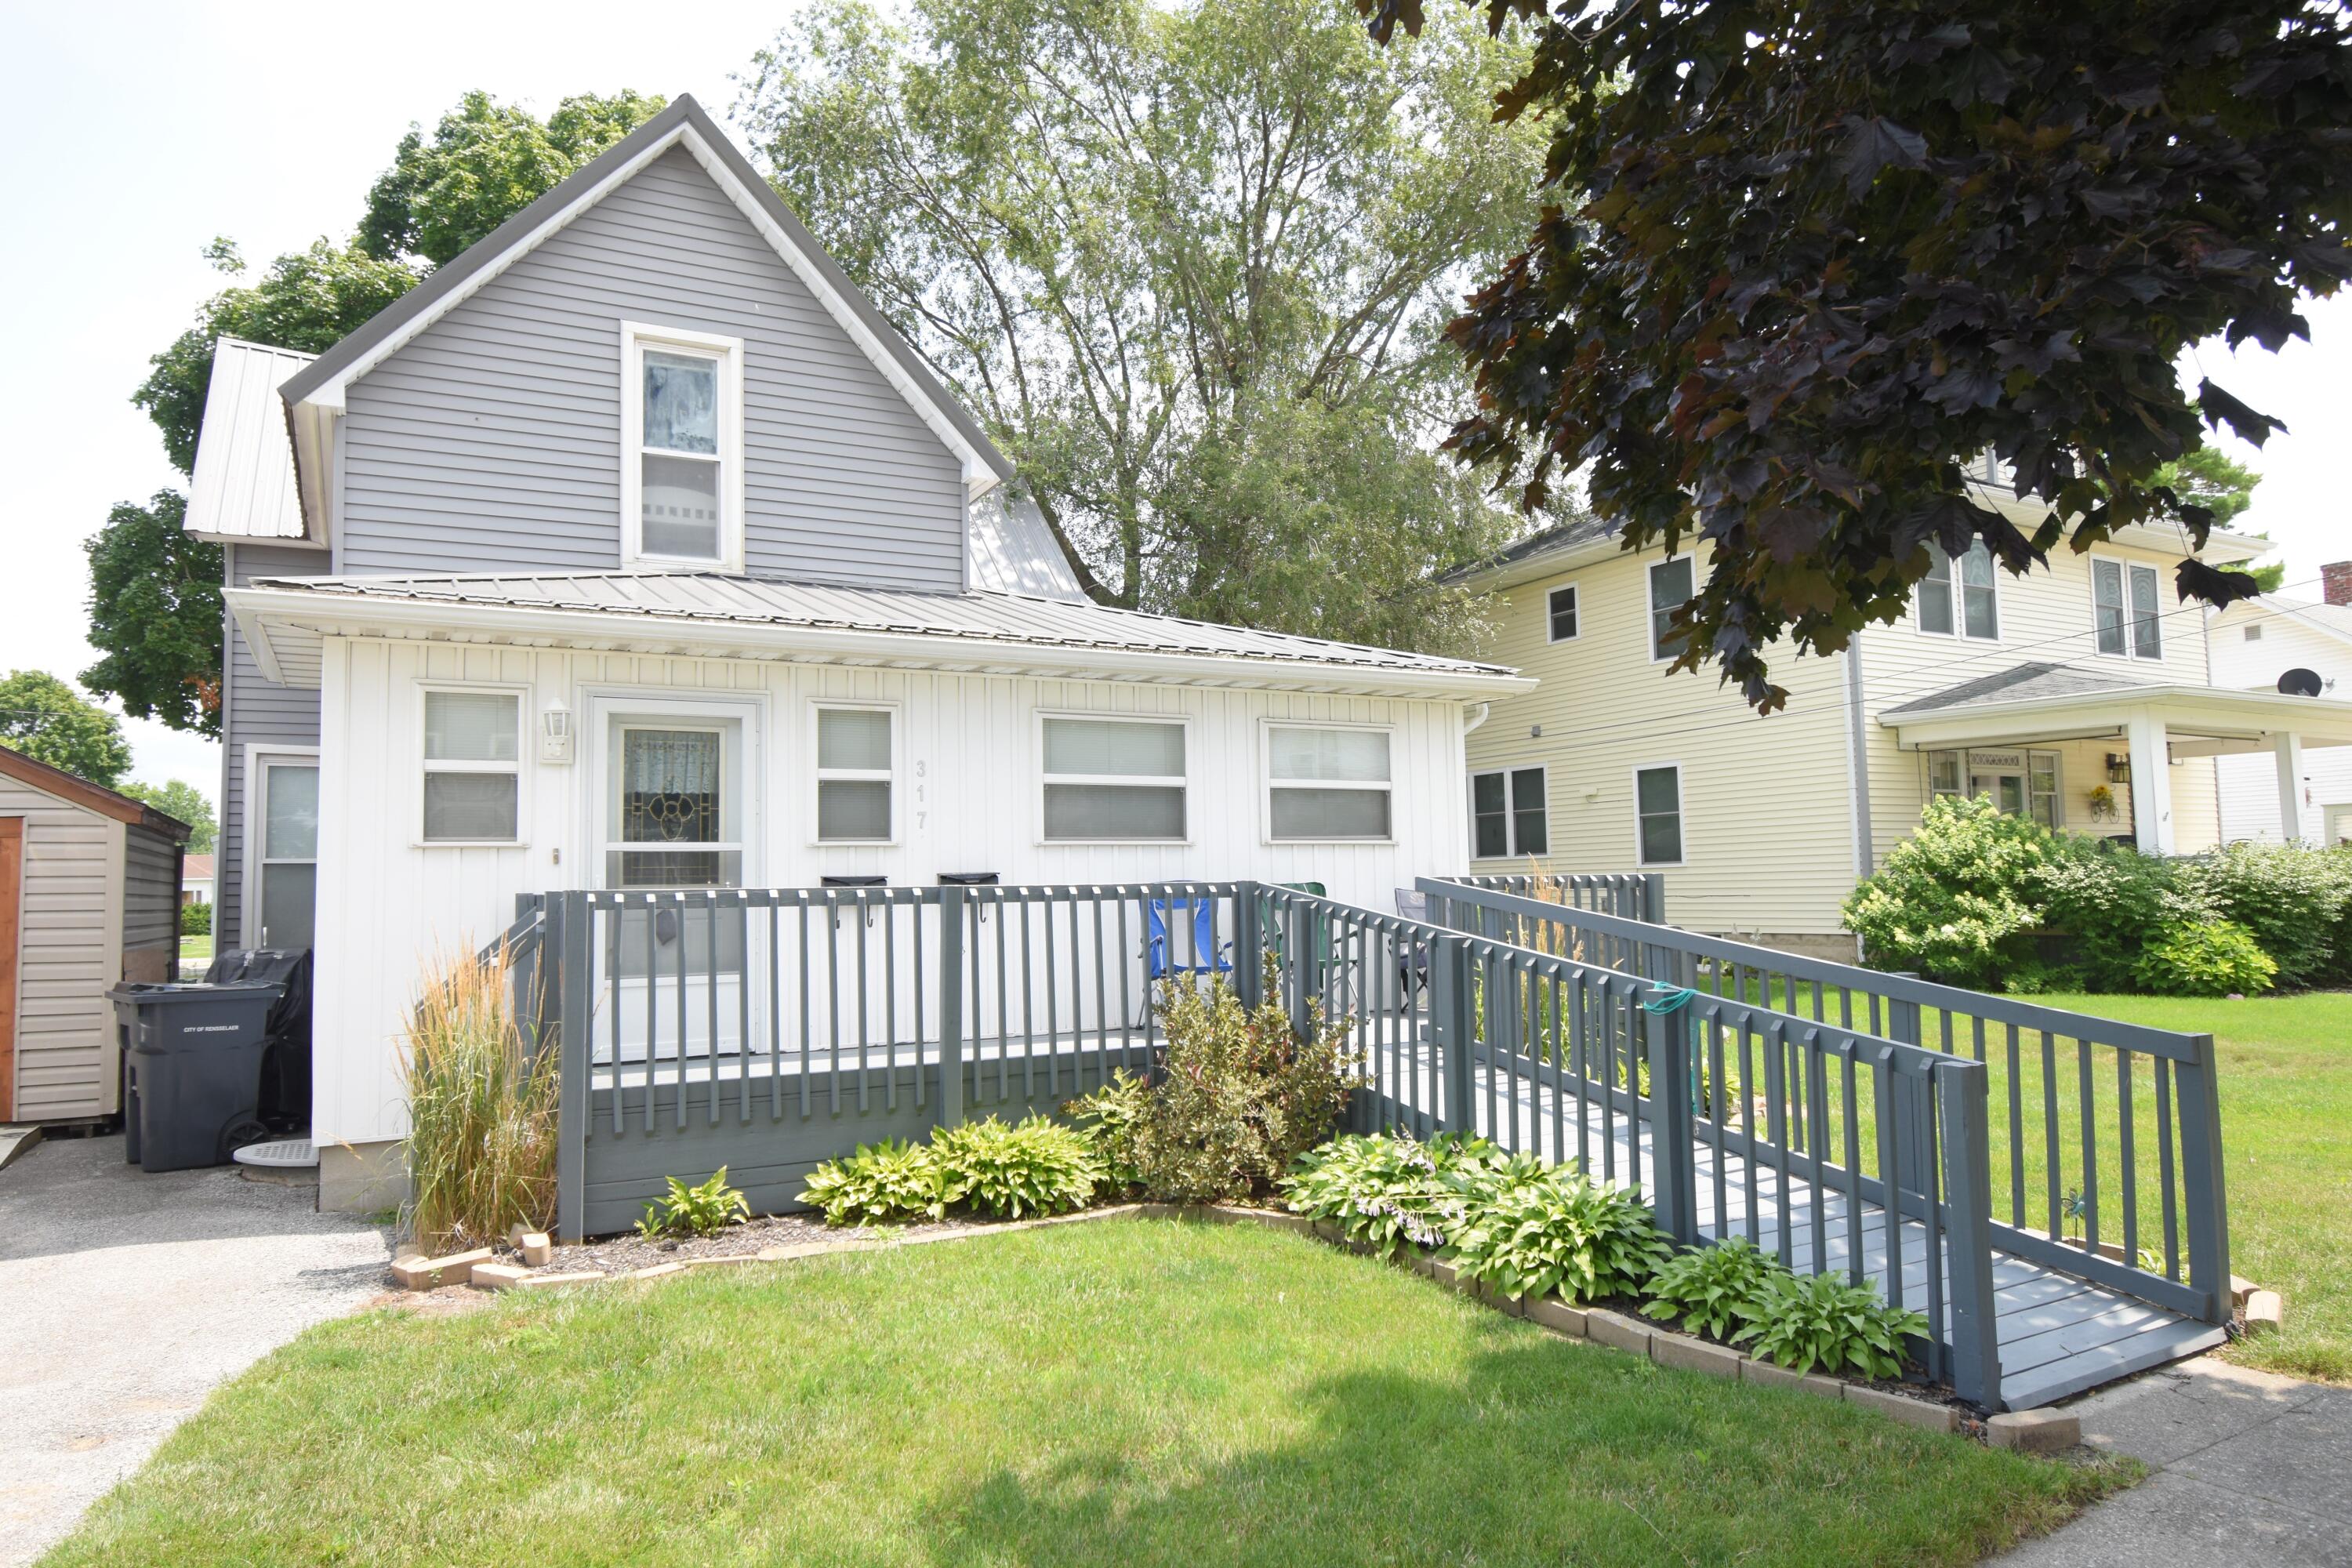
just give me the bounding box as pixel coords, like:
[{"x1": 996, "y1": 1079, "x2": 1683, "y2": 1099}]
[{"x1": 0, "y1": 747, "x2": 191, "y2": 1123}]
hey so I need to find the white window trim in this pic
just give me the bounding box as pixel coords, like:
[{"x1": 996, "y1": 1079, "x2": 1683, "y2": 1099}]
[
  {"x1": 1546, "y1": 583, "x2": 1581, "y2": 644},
  {"x1": 416, "y1": 681, "x2": 528, "y2": 848},
  {"x1": 240, "y1": 743, "x2": 320, "y2": 950},
  {"x1": 1258, "y1": 717, "x2": 1397, "y2": 845},
  {"x1": 1648, "y1": 557, "x2": 1694, "y2": 664},
  {"x1": 1632, "y1": 760, "x2": 1685, "y2": 867},
  {"x1": 619, "y1": 320, "x2": 746, "y2": 573},
  {"x1": 2089, "y1": 554, "x2": 2165, "y2": 662},
  {"x1": 1035, "y1": 710, "x2": 1193, "y2": 846},
  {"x1": 1915, "y1": 544, "x2": 2003, "y2": 643},
  {"x1": 808, "y1": 699, "x2": 902, "y2": 847},
  {"x1": 1468, "y1": 763, "x2": 1548, "y2": 860},
  {"x1": 579, "y1": 688, "x2": 767, "y2": 890}
]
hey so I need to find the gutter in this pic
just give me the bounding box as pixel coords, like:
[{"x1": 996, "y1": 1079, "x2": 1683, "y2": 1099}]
[{"x1": 224, "y1": 586, "x2": 1537, "y2": 702}]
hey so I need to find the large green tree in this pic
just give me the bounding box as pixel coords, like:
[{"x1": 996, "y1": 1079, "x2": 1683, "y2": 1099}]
[
  {"x1": 85, "y1": 91, "x2": 666, "y2": 734},
  {"x1": 0, "y1": 672, "x2": 132, "y2": 789},
  {"x1": 739, "y1": 0, "x2": 1548, "y2": 650},
  {"x1": 119, "y1": 780, "x2": 217, "y2": 853},
  {"x1": 1359, "y1": 0, "x2": 2351, "y2": 708}
]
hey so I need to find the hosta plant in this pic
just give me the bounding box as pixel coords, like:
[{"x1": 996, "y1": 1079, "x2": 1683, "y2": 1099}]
[
  {"x1": 799, "y1": 1138, "x2": 949, "y2": 1226},
  {"x1": 636, "y1": 1166, "x2": 750, "y2": 1240},
  {"x1": 1731, "y1": 1271, "x2": 1928, "y2": 1381},
  {"x1": 1640, "y1": 1238, "x2": 1782, "y2": 1341},
  {"x1": 931, "y1": 1115, "x2": 1102, "y2": 1219},
  {"x1": 1444, "y1": 1156, "x2": 1670, "y2": 1305},
  {"x1": 1277, "y1": 1131, "x2": 1503, "y2": 1258}
]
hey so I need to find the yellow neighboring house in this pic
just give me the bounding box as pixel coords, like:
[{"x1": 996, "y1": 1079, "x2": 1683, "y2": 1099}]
[{"x1": 1453, "y1": 463, "x2": 2352, "y2": 960}]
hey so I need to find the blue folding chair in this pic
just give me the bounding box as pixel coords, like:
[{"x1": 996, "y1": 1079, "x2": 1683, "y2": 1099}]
[{"x1": 1141, "y1": 897, "x2": 1232, "y2": 1022}]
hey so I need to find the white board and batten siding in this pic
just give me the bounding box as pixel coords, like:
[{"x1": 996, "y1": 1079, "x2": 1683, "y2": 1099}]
[{"x1": 312, "y1": 637, "x2": 1475, "y2": 1149}]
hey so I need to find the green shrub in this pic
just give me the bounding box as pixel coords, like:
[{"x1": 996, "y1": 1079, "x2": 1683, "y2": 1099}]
[
  {"x1": 2132, "y1": 919, "x2": 2278, "y2": 997},
  {"x1": 931, "y1": 1115, "x2": 1101, "y2": 1219},
  {"x1": 1445, "y1": 1155, "x2": 1671, "y2": 1304},
  {"x1": 1640, "y1": 1238, "x2": 1780, "y2": 1340},
  {"x1": 637, "y1": 1167, "x2": 750, "y2": 1240},
  {"x1": 1731, "y1": 1270, "x2": 1927, "y2": 1381},
  {"x1": 800, "y1": 1139, "x2": 948, "y2": 1226},
  {"x1": 1120, "y1": 966, "x2": 1359, "y2": 1203},
  {"x1": 1277, "y1": 1131, "x2": 1503, "y2": 1258},
  {"x1": 2177, "y1": 840, "x2": 2352, "y2": 986},
  {"x1": 1841, "y1": 797, "x2": 2054, "y2": 985},
  {"x1": 180, "y1": 900, "x2": 212, "y2": 937},
  {"x1": 2034, "y1": 836, "x2": 2183, "y2": 990},
  {"x1": 1061, "y1": 1070, "x2": 1148, "y2": 1192}
]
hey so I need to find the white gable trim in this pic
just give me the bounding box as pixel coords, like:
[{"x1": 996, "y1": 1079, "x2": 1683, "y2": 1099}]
[{"x1": 289, "y1": 123, "x2": 998, "y2": 498}]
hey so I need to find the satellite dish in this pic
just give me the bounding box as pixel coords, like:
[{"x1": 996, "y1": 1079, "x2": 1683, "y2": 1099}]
[{"x1": 2278, "y1": 668, "x2": 2325, "y2": 698}]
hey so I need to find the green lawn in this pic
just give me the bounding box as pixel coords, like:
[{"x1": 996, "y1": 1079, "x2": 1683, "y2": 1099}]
[
  {"x1": 42, "y1": 1220, "x2": 2122, "y2": 1568},
  {"x1": 2030, "y1": 991, "x2": 2352, "y2": 1385},
  {"x1": 178, "y1": 932, "x2": 212, "y2": 962}
]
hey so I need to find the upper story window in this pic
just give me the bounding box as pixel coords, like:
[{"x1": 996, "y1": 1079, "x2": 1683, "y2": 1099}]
[
  {"x1": 1040, "y1": 715, "x2": 1187, "y2": 842},
  {"x1": 1547, "y1": 584, "x2": 1580, "y2": 643},
  {"x1": 1265, "y1": 724, "x2": 1392, "y2": 841},
  {"x1": 1920, "y1": 541, "x2": 1999, "y2": 640},
  {"x1": 1649, "y1": 557, "x2": 1693, "y2": 661},
  {"x1": 2093, "y1": 557, "x2": 2162, "y2": 659},
  {"x1": 622, "y1": 321, "x2": 744, "y2": 571}
]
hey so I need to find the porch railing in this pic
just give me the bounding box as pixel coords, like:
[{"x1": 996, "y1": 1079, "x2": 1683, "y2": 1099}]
[{"x1": 1425, "y1": 875, "x2": 2234, "y2": 1329}]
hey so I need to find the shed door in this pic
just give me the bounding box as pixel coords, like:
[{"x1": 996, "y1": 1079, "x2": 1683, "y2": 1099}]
[{"x1": 0, "y1": 817, "x2": 20, "y2": 1120}]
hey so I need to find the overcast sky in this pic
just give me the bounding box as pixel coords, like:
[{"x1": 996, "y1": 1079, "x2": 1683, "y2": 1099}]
[{"x1": 3, "y1": 2, "x2": 2346, "y2": 813}]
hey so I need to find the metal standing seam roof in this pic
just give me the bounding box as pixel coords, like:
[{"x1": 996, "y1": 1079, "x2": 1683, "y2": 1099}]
[
  {"x1": 238, "y1": 570, "x2": 1521, "y2": 682},
  {"x1": 183, "y1": 337, "x2": 316, "y2": 543}
]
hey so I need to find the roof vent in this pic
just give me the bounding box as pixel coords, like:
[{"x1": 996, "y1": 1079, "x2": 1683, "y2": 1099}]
[{"x1": 2278, "y1": 667, "x2": 2324, "y2": 698}]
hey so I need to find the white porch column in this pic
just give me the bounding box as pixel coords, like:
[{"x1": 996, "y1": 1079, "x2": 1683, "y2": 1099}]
[
  {"x1": 2125, "y1": 709, "x2": 2176, "y2": 854},
  {"x1": 2274, "y1": 731, "x2": 2310, "y2": 844}
]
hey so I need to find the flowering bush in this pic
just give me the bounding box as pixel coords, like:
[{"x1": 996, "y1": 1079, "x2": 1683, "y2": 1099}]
[
  {"x1": 1841, "y1": 797, "x2": 2053, "y2": 985},
  {"x1": 1278, "y1": 1131, "x2": 1502, "y2": 1258}
]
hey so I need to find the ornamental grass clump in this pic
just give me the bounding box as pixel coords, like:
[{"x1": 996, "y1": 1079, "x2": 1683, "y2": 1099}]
[
  {"x1": 399, "y1": 944, "x2": 558, "y2": 1253},
  {"x1": 1278, "y1": 1131, "x2": 1504, "y2": 1258},
  {"x1": 1444, "y1": 1154, "x2": 1670, "y2": 1305}
]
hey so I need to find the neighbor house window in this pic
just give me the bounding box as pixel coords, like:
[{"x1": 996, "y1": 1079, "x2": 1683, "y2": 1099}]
[
  {"x1": 421, "y1": 689, "x2": 521, "y2": 843},
  {"x1": 1040, "y1": 716, "x2": 1186, "y2": 841},
  {"x1": 815, "y1": 706, "x2": 894, "y2": 843},
  {"x1": 1649, "y1": 557, "x2": 1693, "y2": 660},
  {"x1": 1265, "y1": 724, "x2": 1392, "y2": 841},
  {"x1": 1635, "y1": 764, "x2": 1683, "y2": 866},
  {"x1": 2093, "y1": 558, "x2": 2162, "y2": 659},
  {"x1": 252, "y1": 754, "x2": 318, "y2": 949},
  {"x1": 2029, "y1": 751, "x2": 2060, "y2": 828},
  {"x1": 1919, "y1": 541, "x2": 1999, "y2": 640},
  {"x1": 1547, "y1": 584, "x2": 1580, "y2": 643},
  {"x1": 1470, "y1": 767, "x2": 1548, "y2": 858},
  {"x1": 622, "y1": 321, "x2": 743, "y2": 568},
  {"x1": 1928, "y1": 750, "x2": 1963, "y2": 801}
]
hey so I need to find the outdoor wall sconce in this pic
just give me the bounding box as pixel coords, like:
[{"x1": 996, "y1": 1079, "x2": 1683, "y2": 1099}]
[
  {"x1": 2105, "y1": 753, "x2": 2130, "y2": 784},
  {"x1": 541, "y1": 699, "x2": 574, "y2": 764}
]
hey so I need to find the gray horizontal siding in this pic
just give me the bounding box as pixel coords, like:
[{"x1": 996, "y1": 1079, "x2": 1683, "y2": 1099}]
[
  {"x1": 219, "y1": 542, "x2": 325, "y2": 946},
  {"x1": 339, "y1": 144, "x2": 967, "y2": 590},
  {"x1": 122, "y1": 822, "x2": 182, "y2": 957}
]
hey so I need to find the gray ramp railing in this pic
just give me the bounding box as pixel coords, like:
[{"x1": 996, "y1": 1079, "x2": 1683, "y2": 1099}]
[
  {"x1": 1425, "y1": 876, "x2": 2233, "y2": 1330},
  {"x1": 1254, "y1": 882, "x2": 2003, "y2": 1409}
]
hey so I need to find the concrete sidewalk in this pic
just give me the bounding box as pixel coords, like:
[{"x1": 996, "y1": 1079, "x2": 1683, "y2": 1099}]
[
  {"x1": 1995, "y1": 1356, "x2": 2351, "y2": 1566},
  {"x1": 0, "y1": 1133, "x2": 390, "y2": 1567}
]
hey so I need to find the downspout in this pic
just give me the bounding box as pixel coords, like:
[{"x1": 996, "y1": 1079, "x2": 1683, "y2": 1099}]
[
  {"x1": 1842, "y1": 638, "x2": 1873, "y2": 963},
  {"x1": 1462, "y1": 701, "x2": 1491, "y2": 737}
]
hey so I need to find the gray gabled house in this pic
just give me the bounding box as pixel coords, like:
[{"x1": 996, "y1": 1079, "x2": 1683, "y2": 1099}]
[{"x1": 183, "y1": 95, "x2": 1526, "y2": 1210}]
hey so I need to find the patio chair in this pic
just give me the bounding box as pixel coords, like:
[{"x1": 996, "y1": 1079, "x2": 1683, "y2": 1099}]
[
  {"x1": 1394, "y1": 888, "x2": 1431, "y2": 1013},
  {"x1": 1139, "y1": 897, "x2": 1233, "y2": 1022}
]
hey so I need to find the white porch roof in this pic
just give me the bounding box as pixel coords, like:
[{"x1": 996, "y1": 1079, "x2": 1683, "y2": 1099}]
[
  {"x1": 224, "y1": 570, "x2": 1531, "y2": 700},
  {"x1": 1878, "y1": 661, "x2": 2352, "y2": 756}
]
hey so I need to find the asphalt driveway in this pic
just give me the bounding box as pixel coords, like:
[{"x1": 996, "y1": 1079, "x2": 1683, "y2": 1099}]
[{"x1": 0, "y1": 1132, "x2": 390, "y2": 1567}]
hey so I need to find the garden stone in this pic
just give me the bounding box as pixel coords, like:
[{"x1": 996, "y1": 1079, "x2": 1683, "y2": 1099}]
[
  {"x1": 1740, "y1": 1359, "x2": 1843, "y2": 1399},
  {"x1": 518, "y1": 1232, "x2": 554, "y2": 1267},
  {"x1": 2242, "y1": 1290, "x2": 2284, "y2": 1336},
  {"x1": 1987, "y1": 1408, "x2": 2082, "y2": 1453},
  {"x1": 1524, "y1": 1297, "x2": 1587, "y2": 1338},
  {"x1": 1584, "y1": 1309, "x2": 1652, "y2": 1357},
  {"x1": 1651, "y1": 1332, "x2": 1744, "y2": 1379},
  {"x1": 468, "y1": 1262, "x2": 531, "y2": 1292},
  {"x1": 390, "y1": 1247, "x2": 492, "y2": 1290},
  {"x1": 514, "y1": 1270, "x2": 604, "y2": 1290},
  {"x1": 1843, "y1": 1383, "x2": 1959, "y2": 1432},
  {"x1": 627, "y1": 1262, "x2": 685, "y2": 1280}
]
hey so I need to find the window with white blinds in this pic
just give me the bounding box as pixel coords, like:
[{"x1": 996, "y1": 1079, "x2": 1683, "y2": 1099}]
[
  {"x1": 1265, "y1": 724, "x2": 1392, "y2": 841},
  {"x1": 1040, "y1": 716, "x2": 1187, "y2": 840},
  {"x1": 422, "y1": 689, "x2": 520, "y2": 843}
]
